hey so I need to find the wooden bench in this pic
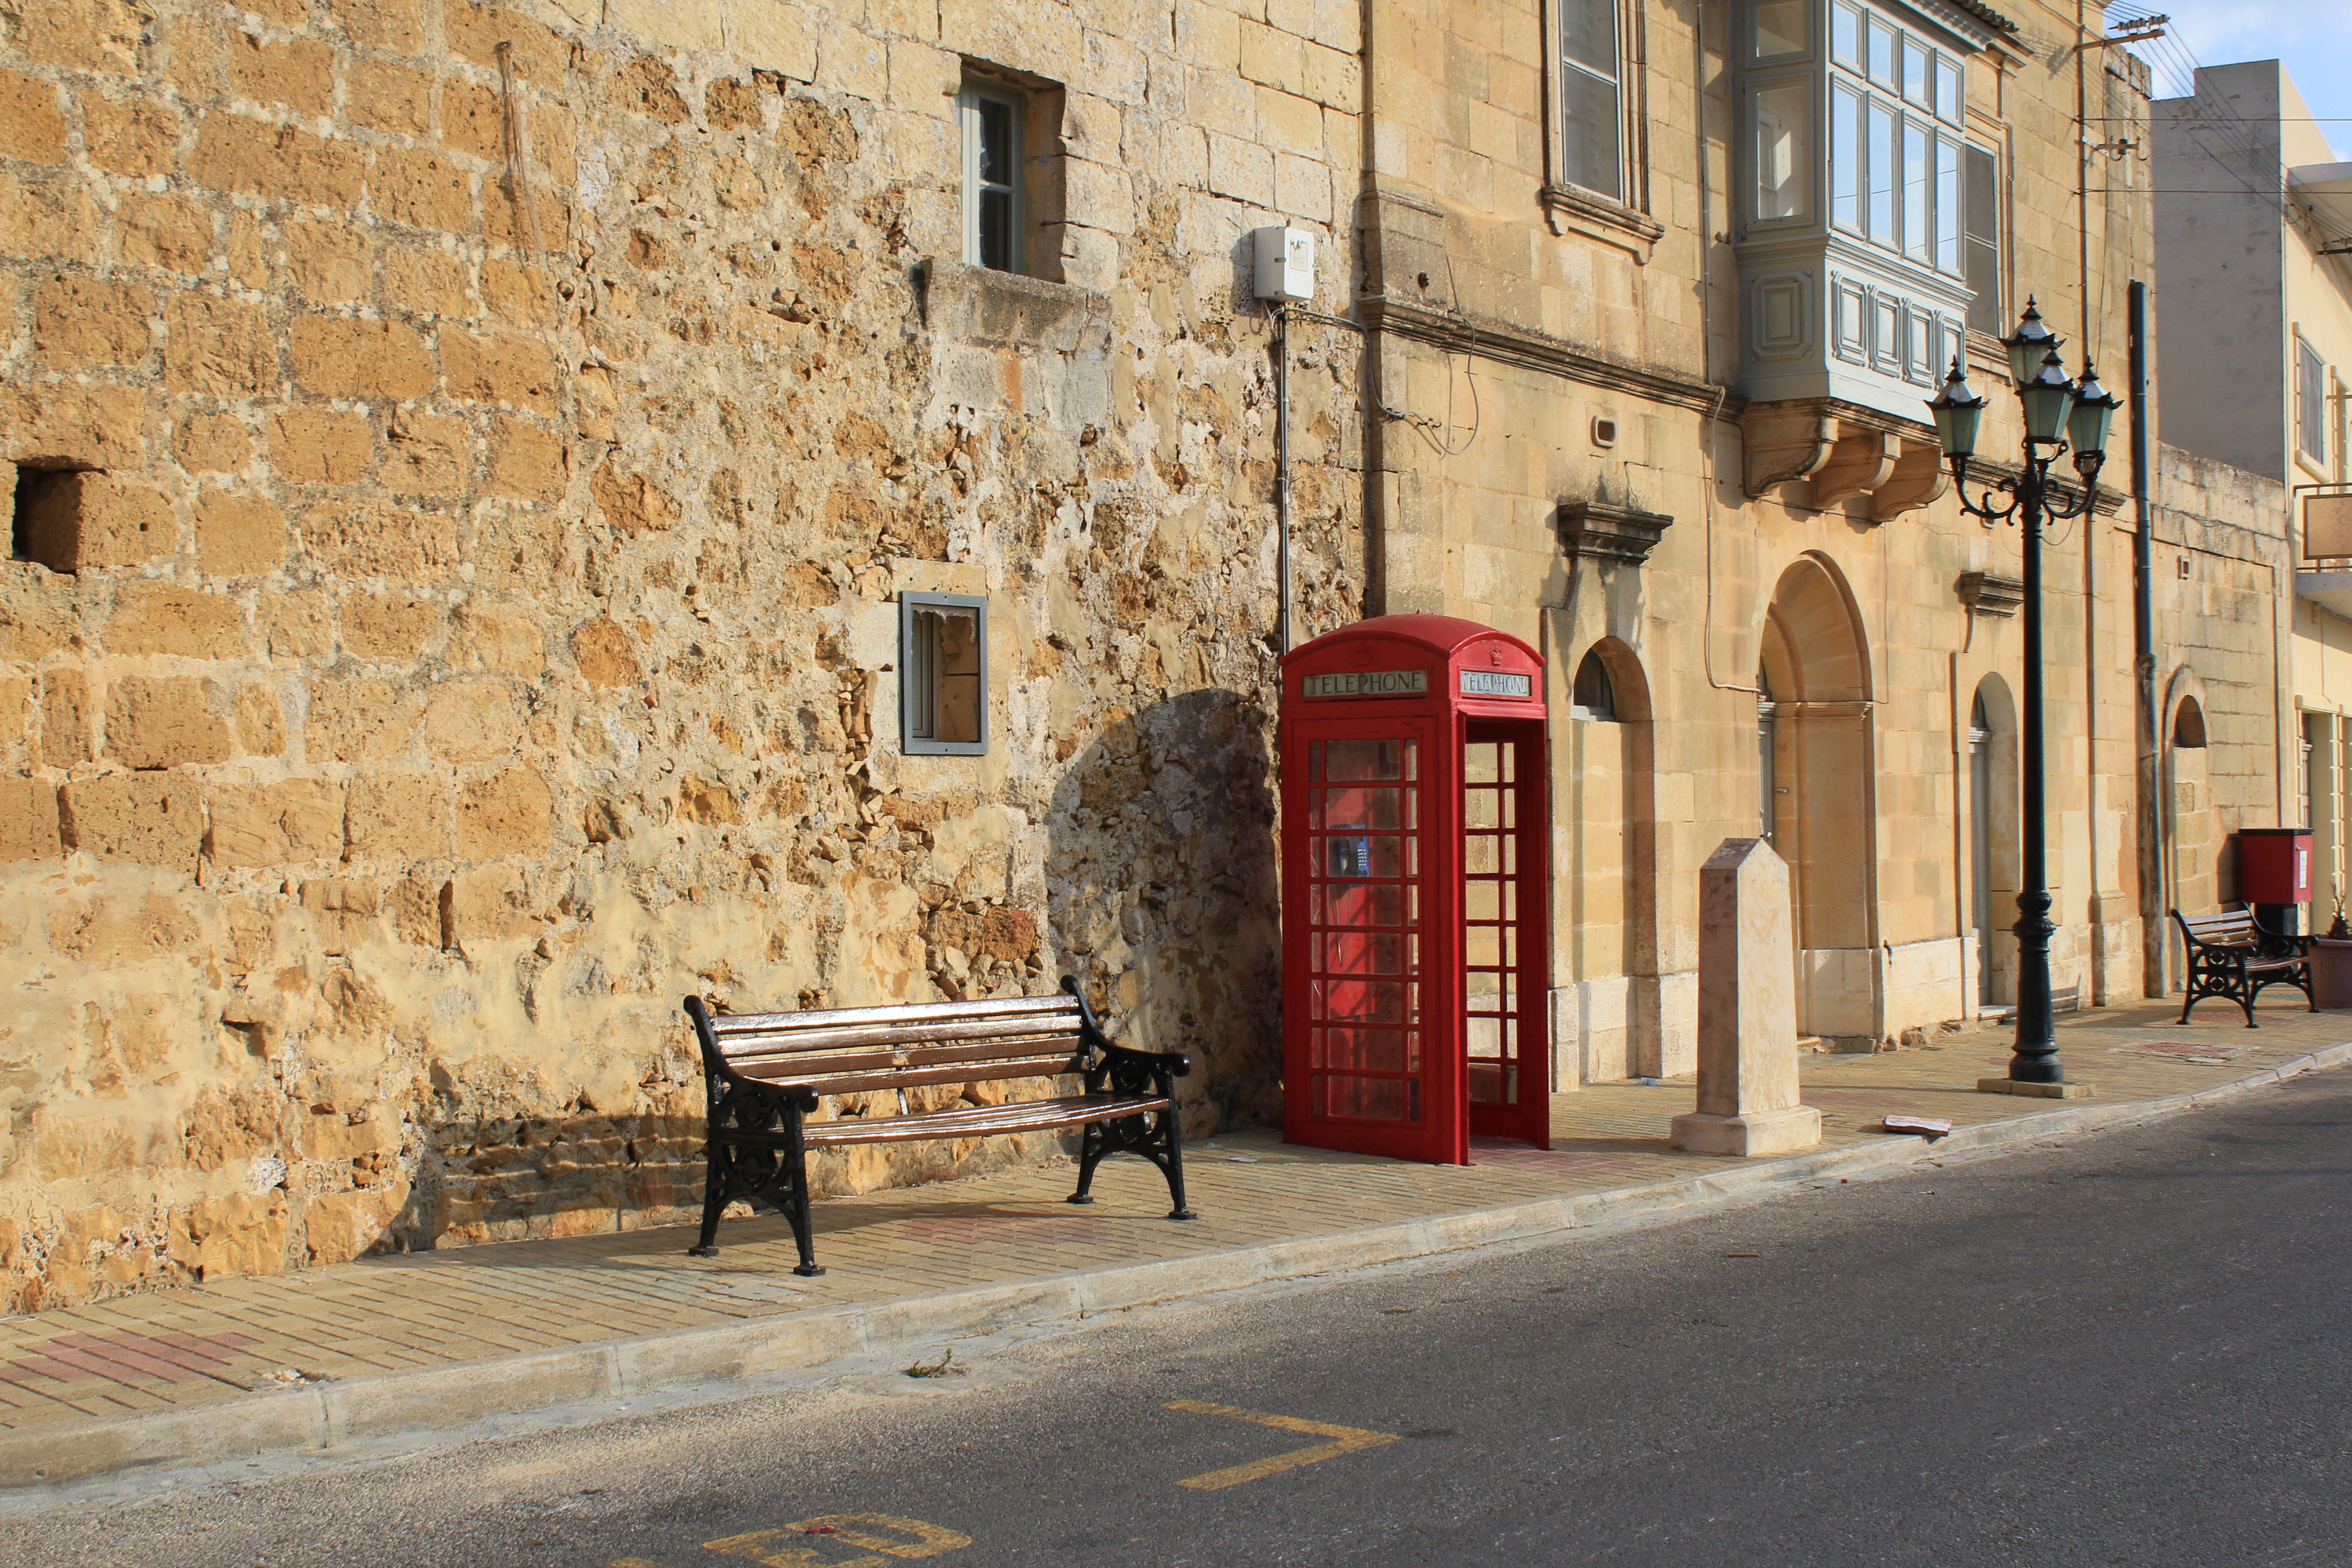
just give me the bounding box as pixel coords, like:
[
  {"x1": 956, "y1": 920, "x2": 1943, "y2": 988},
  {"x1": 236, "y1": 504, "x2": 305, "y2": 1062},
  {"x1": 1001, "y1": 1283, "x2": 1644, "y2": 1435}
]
[
  {"x1": 2171, "y1": 906, "x2": 2315, "y2": 1028},
  {"x1": 681, "y1": 978, "x2": 1195, "y2": 1274}
]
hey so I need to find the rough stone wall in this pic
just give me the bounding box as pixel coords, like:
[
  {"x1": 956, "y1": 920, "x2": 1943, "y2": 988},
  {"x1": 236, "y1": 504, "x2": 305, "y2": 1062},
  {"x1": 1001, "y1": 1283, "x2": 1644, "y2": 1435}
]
[{"x1": 0, "y1": 0, "x2": 1367, "y2": 1310}]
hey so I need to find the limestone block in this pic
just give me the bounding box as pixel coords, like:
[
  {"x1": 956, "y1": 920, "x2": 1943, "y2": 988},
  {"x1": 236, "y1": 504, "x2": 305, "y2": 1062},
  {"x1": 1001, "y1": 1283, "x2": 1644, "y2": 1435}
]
[
  {"x1": 347, "y1": 769, "x2": 452, "y2": 861},
  {"x1": 301, "y1": 501, "x2": 461, "y2": 581},
  {"x1": 59, "y1": 772, "x2": 206, "y2": 869},
  {"x1": 570, "y1": 616, "x2": 642, "y2": 686},
  {"x1": 422, "y1": 679, "x2": 523, "y2": 762},
  {"x1": 116, "y1": 191, "x2": 213, "y2": 274},
  {"x1": 725, "y1": 0, "x2": 816, "y2": 82},
  {"x1": 0, "y1": 70, "x2": 67, "y2": 163},
  {"x1": 167, "y1": 1190, "x2": 290, "y2": 1282},
  {"x1": 0, "y1": 172, "x2": 99, "y2": 264},
  {"x1": 105, "y1": 676, "x2": 233, "y2": 770},
  {"x1": 0, "y1": 776, "x2": 61, "y2": 860},
  {"x1": 304, "y1": 1182, "x2": 409, "y2": 1264},
  {"x1": 371, "y1": 146, "x2": 477, "y2": 233},
  {"x1": 484, "y1": 418, "x2": 567, "y2": 502},
  {"x1": 17, "y1": 472, "x2": 172, "y2": 572},
  {"x1": 225, "y1": 33, "x2": 337, "y2": 116},
  {"x1": 1671, "y1": 838, "x2": 1821, "y2": 1157},
  {"x1": 301, "y1": 876, "x2": 382, "y2": 954},
  {"x1": 344, "y1": 58, "x2": 433, "y2": 135},
  {"x1": 382, "y1": 412, "x2": 471, "y2": 497},
  {"x1": 259, "y1": 590, "x2": 333, "y2": 659},
  {"x1": 333, "y1": 0, "x2": 431, "y2": 55},
  {"x1": 163, "y1": 291, "x2": 277, "y2": 397},
  {"x1": 194, "y1": 492, "x2": 287, "y2": 574},
  {"x1": 590, "y1": 461, "x2": 679, "y2": 534},
  {"x1": 448, "y1": 598, "x2": 544, "y2": 675},
  {"x1": 233, "y1": 684, "x2": 288, "y2": 755},
  {"x1": 189, "y1": 115, "x2": 363, "y2": 207},
  {"x1": 176, "y1": 413, "x2": 254, "y2": 476},
  {"x1": 208, "y1": 779, "x2": 345, "y2": 867},
  {"x1": 34, "y1": 275, "x2": 155, "y2": 367},
  {"x1": 382, "y1": 246, "x2": 471, "y2": 318},
  {"x1": 290, "y1": 316, "x2": 434, "y2": 401},
  {"x1": 33, "y1": 666, "x2": 93, "y2": 767},
  {"x1": 306, "y1": 679, "x2": 421, "y2": 762},
  {"x1": 104, "y1": 583, "x2": 245, "y2": 658},
  {"x1": 441, "y1": 328, "x2": 560, "y2": 413},
  {"x1": 451, "y1": 862, "x2": 534, "y2": 941},
  {"x1": 340, "y1": 592, "x2": 444, "y2": 661},
  {"x1": 270, "y1": 408, "x2": 374, "y2": 487},
  {"x1": 456, "y1": 765, "x2": 552, "y2": 858}
]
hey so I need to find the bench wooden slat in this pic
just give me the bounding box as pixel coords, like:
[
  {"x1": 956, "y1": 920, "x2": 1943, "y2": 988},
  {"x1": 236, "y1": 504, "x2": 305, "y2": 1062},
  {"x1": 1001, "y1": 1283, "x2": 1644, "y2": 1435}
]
[
  {"x1": 802, "y1": 1093, "x2": 1172, "y2": 1147},
  {"x1": 753, "y1": 1054, "x2": 1087, "y2": 1098},
  {"x1": 725, "y1": 1034, "x2": 1084, "y2": 1083},
  {"x1": 705, "y1": 995, "x2": 1079, "y2": 1035},
  {"x1": 713, "y1": 1015, "x2": 1083, "y2": 1061}
]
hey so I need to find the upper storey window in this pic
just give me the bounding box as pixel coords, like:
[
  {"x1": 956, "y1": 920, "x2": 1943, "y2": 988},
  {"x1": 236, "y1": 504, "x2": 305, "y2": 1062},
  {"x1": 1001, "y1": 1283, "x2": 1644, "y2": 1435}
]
[
  {"x1": 1824, "y1": 1, "x2": 1966, "y2": 278},
  {"x1": 1558, "y1": 0, "x2": 1624, "y2": 200}
]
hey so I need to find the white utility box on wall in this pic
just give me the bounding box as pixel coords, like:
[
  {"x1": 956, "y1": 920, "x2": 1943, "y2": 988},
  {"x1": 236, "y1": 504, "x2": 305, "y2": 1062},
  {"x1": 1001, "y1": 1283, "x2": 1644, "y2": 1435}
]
[{"x1": 1251, "y1": 225, "x2": 1315, "y2": 303}]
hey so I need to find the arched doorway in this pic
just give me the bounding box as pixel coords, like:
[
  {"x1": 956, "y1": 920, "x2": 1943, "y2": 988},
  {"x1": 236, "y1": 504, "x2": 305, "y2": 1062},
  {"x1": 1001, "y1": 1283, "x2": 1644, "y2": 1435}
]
[
  {"x1": 1967, "y1": 677, "x2": 2020, "y2": 1009},
  {"x1": 2166, "y1": 693, "x2": 2213, "y2": 974},
  {"x1": 1560, "y1": 639, "x2": 1661, "y2": 1079},
  {"x1": 1759, "y1": 554, "x2": 1877, "y2": 1044}
]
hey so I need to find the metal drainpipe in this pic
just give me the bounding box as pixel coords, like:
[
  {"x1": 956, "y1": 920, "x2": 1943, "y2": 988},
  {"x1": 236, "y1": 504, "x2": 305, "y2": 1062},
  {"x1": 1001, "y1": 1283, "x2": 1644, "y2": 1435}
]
[
  {"x1": 2130, "y1": 279, "x2": 2160, "y2": 993},
  {"x1": 1276, "y1": 304, "x2": 1293, "y2": 652}
]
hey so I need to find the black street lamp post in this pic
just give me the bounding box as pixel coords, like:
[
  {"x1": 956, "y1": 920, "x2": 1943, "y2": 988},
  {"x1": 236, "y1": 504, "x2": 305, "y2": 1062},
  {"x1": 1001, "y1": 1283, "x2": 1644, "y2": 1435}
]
[{"x1": 1927, "y1": 299, "x2": 2121, "y2": 1090}]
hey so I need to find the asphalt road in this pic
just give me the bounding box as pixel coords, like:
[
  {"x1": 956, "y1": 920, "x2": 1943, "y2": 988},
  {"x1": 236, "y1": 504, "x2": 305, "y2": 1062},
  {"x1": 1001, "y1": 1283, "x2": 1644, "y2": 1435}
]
[{"x1": 6, "y1": 1072, "x2": 2350, "y2": 1567}]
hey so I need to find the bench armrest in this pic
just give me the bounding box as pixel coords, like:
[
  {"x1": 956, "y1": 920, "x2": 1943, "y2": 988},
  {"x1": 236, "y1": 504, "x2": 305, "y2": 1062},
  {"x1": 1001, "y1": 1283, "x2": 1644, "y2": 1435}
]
[{"x1": 1100, "y1": 1040, "x2": 1194, "y2": 1077}]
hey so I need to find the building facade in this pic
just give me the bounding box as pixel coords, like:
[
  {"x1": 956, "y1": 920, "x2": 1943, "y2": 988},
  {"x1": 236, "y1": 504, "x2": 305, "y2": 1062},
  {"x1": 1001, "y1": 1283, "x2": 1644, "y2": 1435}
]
[
  {"x1": 2154, "y1": 60, "x2": 2352, "y2": 934},
  {"x1": 0, "y1": 0, "x2": 2300, "y2": 1310}
]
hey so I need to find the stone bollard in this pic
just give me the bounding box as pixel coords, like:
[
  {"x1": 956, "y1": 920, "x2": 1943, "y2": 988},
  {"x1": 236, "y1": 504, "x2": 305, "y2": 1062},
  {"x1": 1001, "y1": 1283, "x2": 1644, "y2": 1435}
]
[{"x1": 1670, "y1": 838, "x2": 1823, "y2": 1157}]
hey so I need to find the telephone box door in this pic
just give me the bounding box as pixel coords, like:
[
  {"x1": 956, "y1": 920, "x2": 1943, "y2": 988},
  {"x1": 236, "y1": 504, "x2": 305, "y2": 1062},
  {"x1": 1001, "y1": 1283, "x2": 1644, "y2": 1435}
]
[
  {"x1": 1282, "y1": 719, "x2": 1458, "y2": 1164},
  {"x1": 1462, "y1": 719, "x2": 1549, "y2": 1148}
]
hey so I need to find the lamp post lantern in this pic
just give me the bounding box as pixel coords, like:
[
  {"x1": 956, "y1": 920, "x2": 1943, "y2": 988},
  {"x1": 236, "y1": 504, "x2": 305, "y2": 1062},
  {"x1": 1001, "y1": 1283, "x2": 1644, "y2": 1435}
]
[{"x1": 1929, "y1": 299, "x2": 2117, "y2": 1091}]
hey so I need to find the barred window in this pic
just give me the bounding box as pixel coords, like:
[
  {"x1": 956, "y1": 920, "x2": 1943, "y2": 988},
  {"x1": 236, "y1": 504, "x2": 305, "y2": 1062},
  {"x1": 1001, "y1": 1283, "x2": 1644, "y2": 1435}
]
[{"x1": 2298, "y1": 336, "x2": 2328, "y2": 466}]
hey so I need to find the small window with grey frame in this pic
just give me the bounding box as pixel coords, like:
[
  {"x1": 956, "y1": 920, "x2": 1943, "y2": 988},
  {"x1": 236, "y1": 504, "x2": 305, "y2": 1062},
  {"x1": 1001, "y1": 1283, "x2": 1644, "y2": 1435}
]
[{"x1": 901, "y1": 592, "x2": 988, "y2": 755}]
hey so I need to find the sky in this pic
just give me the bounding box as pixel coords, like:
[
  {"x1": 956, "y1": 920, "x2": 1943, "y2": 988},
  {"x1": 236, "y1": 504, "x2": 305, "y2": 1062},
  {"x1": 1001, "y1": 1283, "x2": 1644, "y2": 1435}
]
[{"x1": 2111, "y1": 0, "x2": 2352, "y2": 160}]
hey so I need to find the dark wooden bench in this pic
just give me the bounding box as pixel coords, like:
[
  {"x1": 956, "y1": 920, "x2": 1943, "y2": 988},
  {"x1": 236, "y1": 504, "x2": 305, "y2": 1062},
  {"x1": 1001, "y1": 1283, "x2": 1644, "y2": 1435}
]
[
  {"x1": 681, "y1": 977, "x2": 1195, "y2": 1274},
  {"x1": 2171, "y1": 906, "x2": 2315, "y2": 1028}
]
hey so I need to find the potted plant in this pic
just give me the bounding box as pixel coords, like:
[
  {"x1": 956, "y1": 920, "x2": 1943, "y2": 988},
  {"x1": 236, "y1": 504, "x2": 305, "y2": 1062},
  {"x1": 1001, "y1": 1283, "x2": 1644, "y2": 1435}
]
[{"x1": 2311, "y1": 885, "x2": 2352, "y2": 1009}]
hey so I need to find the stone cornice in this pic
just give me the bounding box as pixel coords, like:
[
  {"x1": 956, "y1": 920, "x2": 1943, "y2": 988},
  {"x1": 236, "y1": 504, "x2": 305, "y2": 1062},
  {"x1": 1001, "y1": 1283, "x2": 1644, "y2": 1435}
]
[
  {"x1": 1956, "y1": 570, "x2": 2025, "y2": 617},
  {"x1": 1355, "y1": 293, "x2": 1731, "y2": 416},
  {"x1": 1558, "y1": 500, "x2": 1675, "y2": 565}
]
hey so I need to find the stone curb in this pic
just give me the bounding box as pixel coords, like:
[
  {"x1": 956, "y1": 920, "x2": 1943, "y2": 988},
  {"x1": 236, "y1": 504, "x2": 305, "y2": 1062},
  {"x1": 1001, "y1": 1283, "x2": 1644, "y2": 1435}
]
[{"x1": 8, "y1": 1043, "x2": 2347, "y2": 1487}]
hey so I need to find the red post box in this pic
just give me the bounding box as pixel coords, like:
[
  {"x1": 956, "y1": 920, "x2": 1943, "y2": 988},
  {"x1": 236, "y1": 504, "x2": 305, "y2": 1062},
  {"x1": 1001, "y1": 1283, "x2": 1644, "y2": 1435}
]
[
  {"x1": 1278, "y1": 615, "x2": 1550, "y2": 1164},
  {"x1": 2236, "y1": 828, "x2": 2313, "y2": 905}
]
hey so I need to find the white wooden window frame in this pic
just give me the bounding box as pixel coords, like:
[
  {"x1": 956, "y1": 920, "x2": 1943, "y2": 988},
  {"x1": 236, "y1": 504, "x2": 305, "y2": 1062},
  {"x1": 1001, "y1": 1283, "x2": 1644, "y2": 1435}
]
[{"x1": 958, "y1": 80, "x2": 1025, "y2": 274}]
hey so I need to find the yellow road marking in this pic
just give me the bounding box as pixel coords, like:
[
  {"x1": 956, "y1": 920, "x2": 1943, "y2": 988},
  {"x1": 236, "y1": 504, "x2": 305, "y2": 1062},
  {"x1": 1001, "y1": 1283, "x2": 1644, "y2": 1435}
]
[
  {"x1": 1164, "y1": 1399, "x2": 1401, "y2": 1490},
  {"x1": 706, "y1": 1513, "x2": 971, "y2": 1565}
]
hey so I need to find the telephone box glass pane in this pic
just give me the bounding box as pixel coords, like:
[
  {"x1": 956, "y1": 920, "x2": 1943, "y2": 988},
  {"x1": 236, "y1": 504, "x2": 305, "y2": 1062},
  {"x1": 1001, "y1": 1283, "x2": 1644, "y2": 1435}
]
[
  {"x1": 1463, "y1": 735, "x2": 1529, "y2": 1112},
  {"x1": 1305, "y1": 735, "x2": 1422, "y2": 1125}
]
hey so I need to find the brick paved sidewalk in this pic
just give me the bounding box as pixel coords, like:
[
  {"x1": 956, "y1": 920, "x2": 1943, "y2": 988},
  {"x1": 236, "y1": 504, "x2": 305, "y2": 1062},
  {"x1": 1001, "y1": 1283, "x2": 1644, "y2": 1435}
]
[{"x1": 2, "y1": 997, "x2": 2345, "y2": 1484}]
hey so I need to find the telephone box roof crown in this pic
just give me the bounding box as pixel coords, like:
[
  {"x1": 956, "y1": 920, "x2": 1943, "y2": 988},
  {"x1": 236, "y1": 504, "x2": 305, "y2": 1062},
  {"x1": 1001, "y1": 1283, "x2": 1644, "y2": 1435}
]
[{"x1": 1282, "y1": 614, "x2": 1543, "y2": 667}]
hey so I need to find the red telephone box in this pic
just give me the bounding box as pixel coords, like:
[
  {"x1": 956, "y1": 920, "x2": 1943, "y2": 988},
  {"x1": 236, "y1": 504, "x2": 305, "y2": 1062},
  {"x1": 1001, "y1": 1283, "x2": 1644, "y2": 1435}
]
[
  {"x1": 2235, "y1": 828, "x2": 2313, "y2": 905},
  {"x1": 1278, "y1": 615, "x2": 1551, "y2": 1164}
]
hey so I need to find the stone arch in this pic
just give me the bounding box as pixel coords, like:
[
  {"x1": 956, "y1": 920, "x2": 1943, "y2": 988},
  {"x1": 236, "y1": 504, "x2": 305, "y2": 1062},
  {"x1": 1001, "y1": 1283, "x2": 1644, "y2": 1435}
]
[
  {"x1": 2159, "y1": 668, "x2": 2214, "y2": 990},
  {"x1": 1560, "y1": 636, "x2": 1663, "y2": 1079},
  {"x1": 1759, "y1": 552, "x2": 1878, "y2": 1043},
  {"x1": 1967, "y1": 674, "x2": 2021, "y2": 1009}
]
